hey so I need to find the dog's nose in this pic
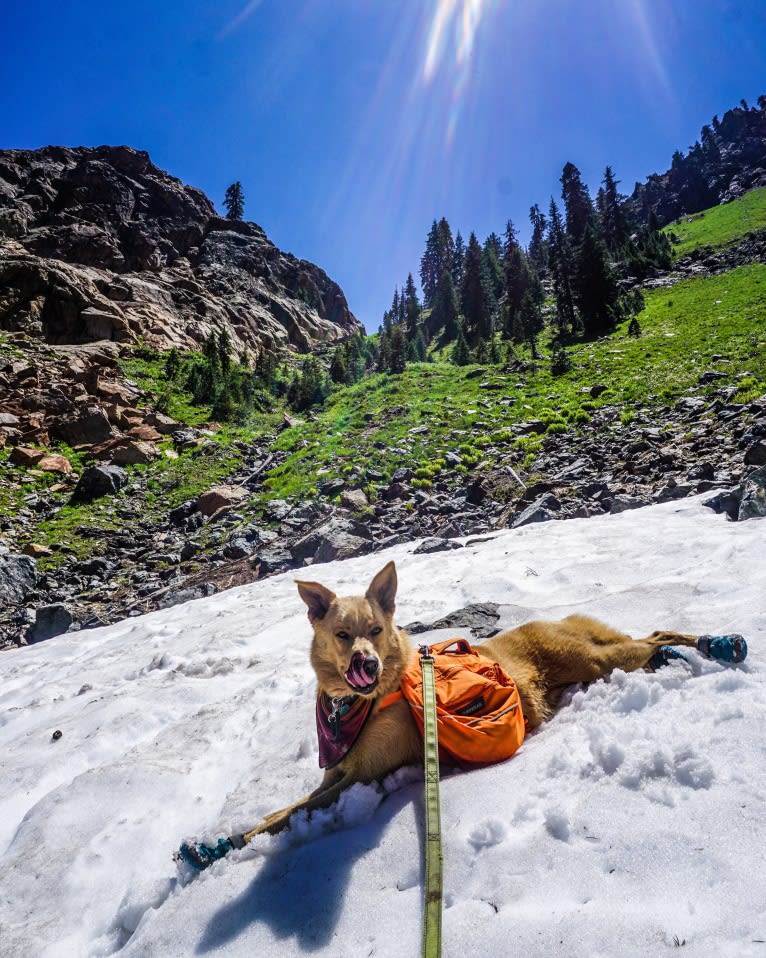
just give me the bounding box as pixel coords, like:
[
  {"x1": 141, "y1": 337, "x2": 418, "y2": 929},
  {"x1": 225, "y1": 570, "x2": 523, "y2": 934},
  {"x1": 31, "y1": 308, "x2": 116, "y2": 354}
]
[{"x1": 363, "y1": 655, "x2": 379, "y2": 679}]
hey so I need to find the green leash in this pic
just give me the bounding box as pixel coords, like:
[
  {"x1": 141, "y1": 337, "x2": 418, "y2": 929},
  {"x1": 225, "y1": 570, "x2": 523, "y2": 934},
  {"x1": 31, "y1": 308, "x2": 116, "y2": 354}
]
[{"x1": 420, "y1": 646, "x2": 443, "y2": 958}]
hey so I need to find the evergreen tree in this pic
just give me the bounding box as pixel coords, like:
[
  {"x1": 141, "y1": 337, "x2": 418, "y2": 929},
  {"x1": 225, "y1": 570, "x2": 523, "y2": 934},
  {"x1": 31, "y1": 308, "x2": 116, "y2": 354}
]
[
  {"x1": 547, "y1": 199, "x2": 579, "y2": 339},
  {"x1": 389, "y1": 324, "x2": 408, "y2": 373},
  {"x1": 517, "y1": 291, "x2": 544, "y2": 358},
  {"x1": 482, "y1": 233, "x2": 504, "y2": 302},
  {"x1": 528, "y1": 204, "x2": 548, "y2": 276},
  {"x1": 502, "y1": 219, "x2": 532, "y2": 340},
  {"x1": 419, "y1": 218, "x2": 455, "y2": 307},
  {"x1": 452, "y1": 231, "x2": 465, "y2": 288},
  {"x1": 376, "y1": 328, "x2": 391, "y2": 373},
  {"x1": 597, "y1": 166, "x2": 631, "y2": 253},
  {"x1": 429, "y1": 268, "x2": 460, "y2": 343},
  {"x1": 329, "y1": 346, "x2": 347, "y2": 384},
  {"x1": 560, "y1": 162, "x2": 594, "y2": 242},
  {"x1": 451, "y1": 325, "x2": 471, "y2": 366},
  {"x1": 223, "y1": 182, "x2": 245, "y2": 220},
  {"x1": 574, "y1": 224, "x2": 621, "y2": 337},
  {"x1": 403, "y1": 273, "x2": 421, "y2": 338},
  {"x1": 461, "y1": 232, "x2": 493, "y2": 346}
]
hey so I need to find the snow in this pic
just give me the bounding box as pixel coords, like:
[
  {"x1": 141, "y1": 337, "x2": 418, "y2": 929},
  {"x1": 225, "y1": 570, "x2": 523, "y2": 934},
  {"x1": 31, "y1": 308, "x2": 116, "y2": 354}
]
[{"x1": 1, "y1": 494, "x2": 765, "y2": 958}]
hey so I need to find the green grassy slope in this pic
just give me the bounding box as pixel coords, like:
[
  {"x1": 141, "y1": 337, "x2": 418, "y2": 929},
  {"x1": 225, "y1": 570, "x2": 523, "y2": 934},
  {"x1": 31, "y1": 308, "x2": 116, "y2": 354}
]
[
  {"x1": 665, "y1": 186, "x2": 766, "y2": 257},
  {"x1": 264, "y1": 263, "x2": 766, "y2": 500}
]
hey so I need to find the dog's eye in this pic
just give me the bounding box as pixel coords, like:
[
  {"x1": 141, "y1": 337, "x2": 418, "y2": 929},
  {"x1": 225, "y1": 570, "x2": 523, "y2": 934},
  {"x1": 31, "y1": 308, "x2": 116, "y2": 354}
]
[
  {"x1": 370, "y1": 627, "x2": 382, "y2": 636},
  {"x1": 336, "y1": 630, "x2": 351, "y2": 641}
]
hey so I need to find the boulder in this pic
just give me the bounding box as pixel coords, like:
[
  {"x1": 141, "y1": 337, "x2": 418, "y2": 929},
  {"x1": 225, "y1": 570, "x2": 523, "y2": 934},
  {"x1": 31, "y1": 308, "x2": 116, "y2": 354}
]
[
  {"x1": 339, "y1": 488, "x2": 369, "y2": 512},
  {"x1": 71, "y1": 464, "x2": 127, "y2": 503},
  {"x1": 744, "y1": 440, "x2": 766, "y2": 467},
  {"x1": 412, "y1": 537, "x2": 464, "y2": 555},
  {"x1": 0, "y1": 554, "x2": 37, "y2": 603},
  {"x1": 291, "y1": 517, "x2": 373, "y2": 565},
  {"x1": 108, "y1": 439, "x2": 160, "y2": 465},
  {"x1": 28, "y1": 604, "x2": 74, "y2": 643},
  {"x1": 196, "y1": 484, "x2": 248, "y2": 517},
  {"x1": 404, "y1": 602, "x2": 501, "y2": 639},
  {"x1": 510, "y1": 493, "x2": 562, "y2": 529},
  {"x1": 51, "y1": 406, "x2": 115, "y2": 446},
  {"x1": 37, "y1": 454, "x2": 73, "y2": 475},
  {"x1": 9, "y1": 446, "x2": 46, "y2": 467},
  {"x1": 609, "y1": 494, "x2": 650, "y2": 514},
  {"x1": 738, "y1": 464, "x2": 766, "y2": 521}
]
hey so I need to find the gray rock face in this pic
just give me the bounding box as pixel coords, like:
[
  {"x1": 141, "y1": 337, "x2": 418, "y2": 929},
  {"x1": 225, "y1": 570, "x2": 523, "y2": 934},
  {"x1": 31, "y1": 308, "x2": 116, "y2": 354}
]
[
  {"x1": 0, "y1": 145, "x2": 361, "y2": 355},
  {"x1": 738, "y1": 464, "x2": 766, "y2": 520},
  {"x1": 511, "y1": 493, "x2": 562, "y2": 529},
  {"x1": 28, "y1": 604, "x2": 73, "y2": 643},
  {"x1": 0, "y1": 555, "x2": 37, "y2": 603},
  {"x1": 404, "y1": 602, "x2": 501, "y2": 639}
]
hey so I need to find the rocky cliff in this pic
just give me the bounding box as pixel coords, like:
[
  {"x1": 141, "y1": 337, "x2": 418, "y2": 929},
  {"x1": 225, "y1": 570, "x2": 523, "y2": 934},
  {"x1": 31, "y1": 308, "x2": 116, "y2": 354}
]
[
  {"x1": 628, "y1": 99, "x2": 766, "y2": 225},
  {"x1": 0, "y1": 145, "x2": 361, "y2": 355}
]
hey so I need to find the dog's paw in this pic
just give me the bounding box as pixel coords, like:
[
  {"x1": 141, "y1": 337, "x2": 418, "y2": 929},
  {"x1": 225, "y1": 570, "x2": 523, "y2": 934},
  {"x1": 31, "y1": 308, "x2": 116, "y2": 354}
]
[{"x1": 697, "y1": 634, "x2": 747, "y2": 664}]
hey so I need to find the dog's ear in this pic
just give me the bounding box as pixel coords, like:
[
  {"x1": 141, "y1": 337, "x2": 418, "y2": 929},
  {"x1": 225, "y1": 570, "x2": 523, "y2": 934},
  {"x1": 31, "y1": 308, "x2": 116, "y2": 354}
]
[
  {"x1": 366, "y1": 561, "x2": 397, "y2": 616},
  {"x1": 296, "y1": 580, "x2": 336, "y2": 622}
]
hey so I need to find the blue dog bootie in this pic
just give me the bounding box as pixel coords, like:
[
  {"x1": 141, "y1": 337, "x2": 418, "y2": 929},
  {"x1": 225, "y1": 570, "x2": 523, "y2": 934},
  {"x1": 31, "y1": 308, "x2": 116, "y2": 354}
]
[
  {"x1": 175, "y1": 835, "x2": 243, "y2": 871},
  {"x1": 697, "y1": 634, "x2": 748, "y2": 664},
  {"x1": 648, "y1": 645, "x2": 688, "y2": 670}
]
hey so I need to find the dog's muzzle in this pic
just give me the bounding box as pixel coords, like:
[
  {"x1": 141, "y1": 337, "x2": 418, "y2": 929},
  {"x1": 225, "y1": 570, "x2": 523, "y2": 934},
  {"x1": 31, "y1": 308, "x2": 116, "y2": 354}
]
[{"x1": 345, "y1": 651, "x2": 379, "y2": 692}]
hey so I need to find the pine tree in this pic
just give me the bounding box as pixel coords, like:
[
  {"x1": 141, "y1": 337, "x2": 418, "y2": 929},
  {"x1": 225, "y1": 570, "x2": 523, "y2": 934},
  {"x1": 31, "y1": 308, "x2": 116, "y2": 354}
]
[
  {"x1": 528, "y1": 205, "x2": 548, "y2": 276},
  {"x1": 547, "y1": 199, "x2": 579, "y2": 339},
  {"x1": 452, "y1": 231, "x2": 465, "y2": 289},
  {"x1": 329, "y1": 347, "x2": 347, "y2": 384},
  {"x1": 502, "y1": 219, "x2": 532, "y2": 341},
  {"x1": 429, "y1": 268, "x2": 460, "y2": 343},
  {"x1": 482, "y1": 233, "x2": 504, "y2": 302},
  {"x1": 560, "y1": 162, "x2": 594, "y2": 242},
  {"x1": 419, "y1": 218, "x2": 454, "y2": 307},
  {"x1": 461, "y1": 232, "x2": 493, "y2": 346},
  {"x1": 389, "y1": 324, "x2": 408, "y2": 373},
  {"x1": 598, "y1": 166, "x2": 630, "y2": 252},
  {"x1": 518, "y1": 291, "x2": 544, "y2": 358},
  {"x1": 223, "y1": 182, "x2": 245, "y2": 220},
  {"x1": 574, "y1": 224, "x2": 621, "y2": 337},
  {"x1": 403, "y1": 273, "x2": 421, "y2": 338},
  {"x1": 451, "y1": 325, "x2": 470, "y2": 366}
]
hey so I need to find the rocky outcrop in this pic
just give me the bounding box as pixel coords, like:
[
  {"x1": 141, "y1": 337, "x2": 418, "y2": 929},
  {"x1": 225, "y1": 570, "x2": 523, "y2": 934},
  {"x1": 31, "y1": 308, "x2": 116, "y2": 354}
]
[
  {"x1": 628, "y1": 100, "x2": 766, "y2": 225},
  {"x1": 0, "y1": 145, "x2": 361, "y2": 355}
]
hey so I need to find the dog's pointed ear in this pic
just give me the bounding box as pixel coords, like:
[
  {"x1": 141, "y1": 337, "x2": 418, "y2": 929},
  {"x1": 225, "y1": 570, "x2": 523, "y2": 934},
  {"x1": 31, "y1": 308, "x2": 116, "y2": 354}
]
[
  {"x1": 296, "y1": 580, "x2": 336, "y2": 622},
  {"x1": 366, "y1": 561, "x2": 397, "y2": 615}
]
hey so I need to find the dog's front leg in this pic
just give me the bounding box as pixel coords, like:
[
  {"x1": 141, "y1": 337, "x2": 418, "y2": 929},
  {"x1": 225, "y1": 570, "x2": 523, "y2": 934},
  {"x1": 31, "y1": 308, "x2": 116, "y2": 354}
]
[{"x1": 242, "y1": 768, "x2": 355, "y2": 842}]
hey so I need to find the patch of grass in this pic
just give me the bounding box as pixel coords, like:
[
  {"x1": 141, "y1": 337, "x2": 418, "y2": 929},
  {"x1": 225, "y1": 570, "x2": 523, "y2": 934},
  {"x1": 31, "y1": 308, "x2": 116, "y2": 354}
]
[{"x1": 665, "y1": 186, "x2": 766, "y2": 257}]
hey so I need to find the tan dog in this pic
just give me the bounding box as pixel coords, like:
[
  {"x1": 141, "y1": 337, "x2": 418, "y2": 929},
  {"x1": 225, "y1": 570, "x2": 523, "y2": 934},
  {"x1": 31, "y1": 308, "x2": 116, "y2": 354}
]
[{"x1": 238, "y1": 560, "x2": 703, "y2": 844}]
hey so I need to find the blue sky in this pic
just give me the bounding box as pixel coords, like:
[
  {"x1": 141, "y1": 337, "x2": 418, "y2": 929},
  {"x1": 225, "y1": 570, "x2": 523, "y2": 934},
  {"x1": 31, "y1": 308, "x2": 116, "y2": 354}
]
[{"x1": 2, "y1": 1, "x2": 765, "y2": 330}]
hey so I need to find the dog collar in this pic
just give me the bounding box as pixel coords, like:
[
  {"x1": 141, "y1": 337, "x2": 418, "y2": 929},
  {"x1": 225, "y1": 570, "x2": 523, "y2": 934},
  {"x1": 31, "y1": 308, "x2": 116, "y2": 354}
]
[{"x1": 316, "y1": 691, "x2": 374, "y2": 769}]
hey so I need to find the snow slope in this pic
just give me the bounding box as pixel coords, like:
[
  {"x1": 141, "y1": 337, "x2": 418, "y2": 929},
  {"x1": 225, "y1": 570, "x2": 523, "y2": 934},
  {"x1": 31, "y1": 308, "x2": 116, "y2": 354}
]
[{"x1": 1, "y1": 495, "x2": 764, "y2": 958}]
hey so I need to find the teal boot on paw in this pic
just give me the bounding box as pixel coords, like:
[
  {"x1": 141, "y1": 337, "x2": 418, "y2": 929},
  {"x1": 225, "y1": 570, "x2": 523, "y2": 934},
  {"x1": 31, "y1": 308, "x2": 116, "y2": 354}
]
[{"x1": 697, "y1": 634, "x2": 747, "y2": 664}]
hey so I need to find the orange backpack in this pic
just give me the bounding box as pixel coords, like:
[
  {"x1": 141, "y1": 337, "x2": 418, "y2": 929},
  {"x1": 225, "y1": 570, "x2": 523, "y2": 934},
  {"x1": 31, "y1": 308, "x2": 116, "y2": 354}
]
[{"x1": 393, "y1": 638, "x2": 527, "y2": 769}]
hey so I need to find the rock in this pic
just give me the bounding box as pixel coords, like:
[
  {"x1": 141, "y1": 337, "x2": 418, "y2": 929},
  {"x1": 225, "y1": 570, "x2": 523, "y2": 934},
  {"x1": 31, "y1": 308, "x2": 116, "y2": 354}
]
[
  {"x1": 318, "y1": 478, "x2": 346, "y2": 497},
  {"x1": 412, "y1": 537, "x2": 464, "y2": 555},
  {"x1": 196, "y1": 485, "x2": 248, "y2": 517},
  {"x1": 70, "y1": 464, "x2": 127, "y2": 503},
  {"x1": 510, "y1": 493, "x2": 562, "y2": 529},
  {"x1": 589, "y1": 384, "x2": 608, "y2": 398},
  {"x1": 609, "y1": 494, "x2": 650, "y2": 514},
  {"x1": 744, "y1": 440, "x2": 766, "y2": 467},
  {"x1": 653, "y1": 482, "x2": 693, "y2": 503},
  {"x1": 9, "y1": 446, "x2": 46, "y2": 467},
  {"x1": 251, "y1": 543, "x2": 294, "y2": 576},
  {"x1": 703, "y1": 489, "x2": 741, "y2": 521},
  {"x1": 107, "y1": 439, "x2": 160, "y2": 465},
  {"x1": 22, "y1": 543, "x2": 53, "y2": 558},
  {"x1": 339, "y1": 488, "x2": 369, "y2": 511},
  {"x1": 404, "y1": 602, "x2": 501, "y2": 639},
  {"x1": 0, "y1": 554, "x2": 37, "y2": 603},
  {"x1": 28, "y1": 604, "x2": 74, "y2": 642},
  {"x1": 0, "y1": 412, "x2": 21, "y2": 426},
  {"x1": 37, "y1": 454, "x2": 73, "y2": 475},
  {"x1": 222, "y1": 537, "x2": 253, "y2": 560},
  {"x1": 686, "y1": 462, "x2": 715, "y2": 481},
  {"x1": 169, "y1": 500, "x2": 198, "y2": 526},
  {"x1": 51, "y1": 406, "x2": 115, "y2": 446},
  {"x1": 157, "y1": 583, "x2": 217, "y2": 609},
  {"x1": 738, "y1": 464, "x2": 766, "y2": 521},
  {"x1": 291, "y1": 516, "x2": 373, "y2": 565}
]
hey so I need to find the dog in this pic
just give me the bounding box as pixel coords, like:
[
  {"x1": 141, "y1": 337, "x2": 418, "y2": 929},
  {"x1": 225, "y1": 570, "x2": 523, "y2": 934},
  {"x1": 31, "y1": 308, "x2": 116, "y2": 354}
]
[{"x1": 235, "y1": 559, "x2": 717, "y2": 845}]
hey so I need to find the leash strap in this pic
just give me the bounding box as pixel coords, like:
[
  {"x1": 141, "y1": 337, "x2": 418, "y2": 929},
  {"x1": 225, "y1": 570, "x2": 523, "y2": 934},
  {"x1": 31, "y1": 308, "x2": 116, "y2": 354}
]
[{"x1": 420, "y1": 646, "x2": 443, "y2": 958}]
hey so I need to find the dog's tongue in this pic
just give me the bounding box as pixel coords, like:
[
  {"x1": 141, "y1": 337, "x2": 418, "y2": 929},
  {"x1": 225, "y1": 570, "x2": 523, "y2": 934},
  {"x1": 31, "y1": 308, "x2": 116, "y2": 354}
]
[{"x1": 345, "y1": 652, "x2": 374, "y2": 690}]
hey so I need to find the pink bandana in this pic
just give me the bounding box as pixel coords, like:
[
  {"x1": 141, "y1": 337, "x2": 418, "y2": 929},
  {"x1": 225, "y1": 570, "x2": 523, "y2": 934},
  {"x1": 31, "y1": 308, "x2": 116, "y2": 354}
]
[{"x1": 316, "y1": 692, "x2": 374, "y2": 769}]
